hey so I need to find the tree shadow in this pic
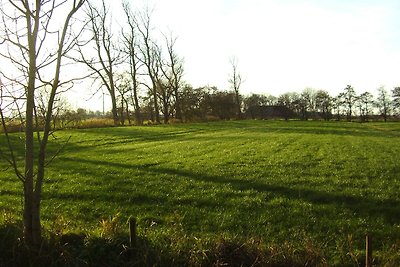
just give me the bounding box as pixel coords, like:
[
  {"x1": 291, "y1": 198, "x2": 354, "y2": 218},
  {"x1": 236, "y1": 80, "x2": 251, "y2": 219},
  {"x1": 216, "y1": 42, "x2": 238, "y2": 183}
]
[
  {"x1": 60, "y1": 157, "x2": 400, "y2": 225},
  {"x1": 0, "y1": 222, "x2": 196, "y2": 267}
]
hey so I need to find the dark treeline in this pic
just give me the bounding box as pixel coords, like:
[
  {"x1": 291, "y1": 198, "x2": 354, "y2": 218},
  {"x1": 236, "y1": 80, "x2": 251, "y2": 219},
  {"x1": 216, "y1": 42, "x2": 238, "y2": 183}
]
[
  {"x1": 110, "y1": 84, "x2": 400, "y2": 124},
  {"x1": 3, "y1": 80, "x2": 400, "y2": 133},
  {"x1": 35, "y1": 84, "x2": 400, "y2": 129}
]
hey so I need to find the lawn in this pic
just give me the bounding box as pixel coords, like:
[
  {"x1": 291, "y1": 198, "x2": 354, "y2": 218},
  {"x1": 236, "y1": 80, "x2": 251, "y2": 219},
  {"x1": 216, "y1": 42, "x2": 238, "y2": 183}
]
[{"x1": 1, "y1": 120, "x2": 400, "y2": 266}]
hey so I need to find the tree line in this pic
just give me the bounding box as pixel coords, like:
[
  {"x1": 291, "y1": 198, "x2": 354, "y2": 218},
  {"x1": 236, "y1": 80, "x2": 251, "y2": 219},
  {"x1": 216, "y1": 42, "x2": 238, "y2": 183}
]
[
  {"x1": 43, "y1": 84, "x2": 400, "y2": 126},
  {"x1": 243, "y1": 85, "x2": 400, "y2": 122}
]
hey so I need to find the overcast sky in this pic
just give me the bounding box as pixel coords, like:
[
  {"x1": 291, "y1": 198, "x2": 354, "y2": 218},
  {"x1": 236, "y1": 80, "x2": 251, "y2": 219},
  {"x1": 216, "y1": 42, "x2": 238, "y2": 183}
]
[
  {"x1": 70, "y1": 0, "x2": 400, "y2": 110},
  {"x1": 154, "y1": 0, "x2": 400, "y2": 91}
]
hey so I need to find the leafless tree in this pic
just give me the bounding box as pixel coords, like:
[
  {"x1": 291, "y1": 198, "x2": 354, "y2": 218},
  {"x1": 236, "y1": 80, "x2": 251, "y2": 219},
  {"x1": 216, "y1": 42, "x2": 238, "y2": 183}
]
[
  {"x1": 121, "y1": 1, "x2": 142, "y2": 125},
  {"x1": 343, "y1": 85, "x2": 356, "y2": 121},
  {"x1": 161, "y1": 33, "x2": 184, "y2": 121},
  {"x1": 376, "y1": 86, "x2": 391, "y2": 122},
  {"x1": 228, "y1": 57, "x2": 243, "y2": 119},
  {"x1": 135, "y1": 7, "x2": 161, "y2": 124},
  {"x1": 76, "y1": 0, "x2": 121, "y2": 125},
  {"x1": 155, "y1": 37, "x2": 178, "y2": 124},
  {"x1": 0, "y1": 0, "x2": 85, "y2": 247},
  {"x1": 115, "y1": 73, "x2": 132, "y2": 125}
]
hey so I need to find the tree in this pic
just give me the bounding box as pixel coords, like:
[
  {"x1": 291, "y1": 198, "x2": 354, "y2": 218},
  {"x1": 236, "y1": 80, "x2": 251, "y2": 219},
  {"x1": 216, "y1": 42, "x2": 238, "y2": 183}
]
[
  {"x1": 208, "y1": 90, "x2": 237, "y2": 120},
  {"x1": 121, "y1": 1, "x2": 143, "y2": 125},
  {"x1": 299, "y1": 88, "x2": 316, "y2": 120},
  {"x1": 136, "y1": 7, "x2": 161, "y2": 124},
  {"x1": 343, "y1": 85, "x2": 356, "y2": 121},
  {"x1": 76, "y1": 0, "x2": 121, "y2": 125},
  {"x1": 156, "y1": 77, "x2": 174, "y2": 124},
  {"x1": 315, "y1": 90, "x2": 332, "y2": 121},
  {"x1": 162, "y1": 33, "x2": 184, "y2": 121},
  {"x1": 376, "y1": 86, "x2": 391, "y2": 122},
  {"x1": 278, "y1": 92, "x2": 300, "y2": 116},
  {"x1": 115, "y1": 74, "x2": 132, "y2": 125},
  {"x1": 228, "y1": 57, "x2": 243, "y2": 119},
  {"x1": 0, "y1": 0, "x2": 85, "y2": 247},
  {"x1": 392, "y1": 87, "x2": 400, "y2": 115},
  {"x1": 357, "y1": 91, "x2": 374, "y2": 122},
  {"x1": 35, "y1": 87, "x2": 72, "y2": 129},
  {"x1": 332, "y1": 93, "x2": 345, "y2": 121}
]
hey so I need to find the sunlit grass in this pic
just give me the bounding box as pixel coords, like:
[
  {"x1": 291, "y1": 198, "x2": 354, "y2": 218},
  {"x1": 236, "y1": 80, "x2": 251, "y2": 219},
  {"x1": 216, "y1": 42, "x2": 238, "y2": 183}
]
[{"x1": 1, "y1": 120, "x2": 400, "y2": 265}]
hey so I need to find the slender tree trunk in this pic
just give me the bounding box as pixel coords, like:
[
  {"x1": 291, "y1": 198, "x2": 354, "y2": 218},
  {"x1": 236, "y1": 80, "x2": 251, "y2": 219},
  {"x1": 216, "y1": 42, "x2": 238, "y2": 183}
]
[
  {"x1": 24, "y1": 13, "x2": 38, "y2": 245},
  {"x1": 109, "y1": 90, "x2": 119, "y2": 125},
  {"x1": 152, "y1": 85, "x2": 160, "y2": 124},
  {"x1": 235, "y1": 90, "x2": 241, "y2": 119},
  {"x1": 163, "y1": 97, "x2": 169, "y2": 124},
  {"x1": 125, "y1": 99, "x2": 131, "y2": 125},
  {"x1": 24, "y1": 89, "x2": 35, "y2": 244},
  {"x1": 120, "y1": 97, "x2": 125, "y2": 126},
  {"x1": 174, "y1": 88, "x2": 182, "y2": 121},
  {"x1": 133, "y1": 95, "x2": 142, "y2": 125}
]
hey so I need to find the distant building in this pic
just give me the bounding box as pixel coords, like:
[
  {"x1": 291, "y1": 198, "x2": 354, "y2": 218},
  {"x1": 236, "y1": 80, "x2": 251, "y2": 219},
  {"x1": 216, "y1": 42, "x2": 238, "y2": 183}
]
[{"x1": 244, "y1": 105, "x2": 296, "y2": 120}]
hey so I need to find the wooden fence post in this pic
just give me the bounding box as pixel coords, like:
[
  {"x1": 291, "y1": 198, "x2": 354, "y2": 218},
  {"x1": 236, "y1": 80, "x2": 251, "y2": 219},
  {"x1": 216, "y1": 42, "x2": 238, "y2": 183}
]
[
  {"x1": 129, "y1": 216, "x2": 137, "y2": 247},
  {"x1": 365, "y1": 234, "x2": 372, "y2": 267}
]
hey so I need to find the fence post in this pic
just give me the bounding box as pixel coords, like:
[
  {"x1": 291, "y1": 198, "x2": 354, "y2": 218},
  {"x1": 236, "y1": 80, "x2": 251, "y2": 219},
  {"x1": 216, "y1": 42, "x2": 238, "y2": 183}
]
[
  {"x1": 365, "y1": 234, "x2": 372, "y2": 267},
  {"x1": 129, "y1": 216, "x2": 137, "y2": 247}
]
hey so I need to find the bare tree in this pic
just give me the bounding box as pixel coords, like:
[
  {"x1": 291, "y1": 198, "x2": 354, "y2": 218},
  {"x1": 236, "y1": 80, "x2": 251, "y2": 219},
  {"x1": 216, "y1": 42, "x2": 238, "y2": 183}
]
[
  {"x1": 157, "y1": 77, "x2": 174, "y2": 123},
  {"x1": 343, "y1": 85, "x2": 356, "y2": 121},
  {"x1": 356, "y1": 91, "x2": 374, "y2": 122},
  {"x1": 163, "y1": 33, "x2": 184, "y2": 121},
  {"x1": 121, "y1": 1, "x2": 142, "y2": 125},
  {"x1": 0, "y1": 0, "x2": 85, "y2": 247},
  {"x1": 333, "y1": 93, "x2": 345, "y2": 120},
  {"x1": 392, "y1": 86, "x2": 400, "y2": 115},
  {"x1": 228, "y1": 57, "x2": 243, "y2": 119},
  {"x1": 315, "y1": 90, "x2": 332, "y2": 121},
  {"x1": 153, "y1": 33, "x2": 185, "y2": 124},
  {"x1": 376, "y1": 86, "x2": 391, "y2": 122},
  {"x1": 76, "y1": 0, "x2": 121, "y2": 125},
  {"x1": 299, "y1": 88, "x2": 317, "y2": 120},
  {"x1": 136, "y1": 7, "x2": 161, "y2": 124}
]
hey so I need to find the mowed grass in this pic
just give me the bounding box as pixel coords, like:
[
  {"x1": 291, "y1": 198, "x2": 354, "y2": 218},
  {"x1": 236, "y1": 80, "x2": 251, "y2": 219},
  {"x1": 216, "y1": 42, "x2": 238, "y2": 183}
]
[{"x1": 1, "y1": 120, "x2": 400, "y2": 264}]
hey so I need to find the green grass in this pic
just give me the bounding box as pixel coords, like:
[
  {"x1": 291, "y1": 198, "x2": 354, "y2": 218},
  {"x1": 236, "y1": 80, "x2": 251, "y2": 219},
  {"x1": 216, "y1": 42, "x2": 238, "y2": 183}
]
[{"x1": 1, "y1": 120, "x2": 400, "y2": 266}]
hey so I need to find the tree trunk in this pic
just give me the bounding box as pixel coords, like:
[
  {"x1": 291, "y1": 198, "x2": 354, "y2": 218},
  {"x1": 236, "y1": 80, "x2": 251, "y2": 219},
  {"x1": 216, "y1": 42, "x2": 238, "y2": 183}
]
[
  {"x1": 152, "y1": 87, "x2": 160, "y2": 124},
  {"x1": 235, "y1": 90, "x2": 241, "y2": 119},
  {"x1": 110, "y1": 90, "x2": 119, "y2": 125},
  {"x1": 125, "y1": 99, "x2": 131, "y2": 125},
  {"x1": 120, "y1": 97, "x2": 125, "y2": 126},
  {"x1": 24, "y1": 31, "x2": 38, "y2": 246},
  {"x1": 131, "y1": 89, "x2": 142, "y2": 125},
  {"x1": 174, "y1": 87, "x2": 182, "y2": 121}
]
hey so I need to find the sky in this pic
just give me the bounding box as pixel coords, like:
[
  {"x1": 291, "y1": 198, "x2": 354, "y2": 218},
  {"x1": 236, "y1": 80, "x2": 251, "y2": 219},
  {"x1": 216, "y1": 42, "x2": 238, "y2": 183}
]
[
  {"x1": 57, "y1": 0, "x2": 400, "y2": 110},
  {"x1": 2, "y1": 0, "x2": 400, "y2": 111}
]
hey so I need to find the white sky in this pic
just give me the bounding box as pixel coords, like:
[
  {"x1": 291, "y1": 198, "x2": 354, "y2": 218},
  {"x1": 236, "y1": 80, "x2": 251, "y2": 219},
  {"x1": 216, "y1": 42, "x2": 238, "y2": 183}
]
[
  {"x1": 68, "y1": 0, "x2": 400, "y2": 110},
  {"x1": 154, "y1": 0, "x2": 400, "y2": 90}
]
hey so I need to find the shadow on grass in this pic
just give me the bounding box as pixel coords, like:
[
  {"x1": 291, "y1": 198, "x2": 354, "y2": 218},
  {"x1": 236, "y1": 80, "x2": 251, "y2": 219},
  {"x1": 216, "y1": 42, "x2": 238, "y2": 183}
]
[
  {"x1": 66, "y1": 121, "x2": 400, "y2": 147},
  {"x1": 59, "y1": 157, "x2": 400, "y2": 226},
  {"x1": 2, "y1": 121, "x2": 397, "y2": 165},
  {"x1": 0, "y1": 222, "x2": 336, "y2": 267},
  {"x1": 0, "y1": 222, "x2": 191, "y2": 267}
]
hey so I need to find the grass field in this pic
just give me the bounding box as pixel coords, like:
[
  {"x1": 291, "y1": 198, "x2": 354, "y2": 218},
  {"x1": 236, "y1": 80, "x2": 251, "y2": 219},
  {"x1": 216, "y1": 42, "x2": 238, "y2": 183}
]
[{"x1": 1, "y1": 120, "x2": 400, "y2": 266}]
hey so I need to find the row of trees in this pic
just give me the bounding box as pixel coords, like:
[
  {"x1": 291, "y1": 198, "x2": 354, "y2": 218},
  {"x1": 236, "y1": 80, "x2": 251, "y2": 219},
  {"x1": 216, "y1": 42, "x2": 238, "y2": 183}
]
[
  {"x1": 74, "y1": 0, "x2": 186, "y2": 126},
  {"x1": 42, "y1": 84, "x2": 400, "y2": 127},
  {"x1": 248, "y1": 85, "x2": 400, "y2": 122},
  {"x1": 108, "y1": 84, "x2": 400, "y2": 123},
  {"x1": 70, "y1": 0, "x2": 246, "y2": 126}
]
